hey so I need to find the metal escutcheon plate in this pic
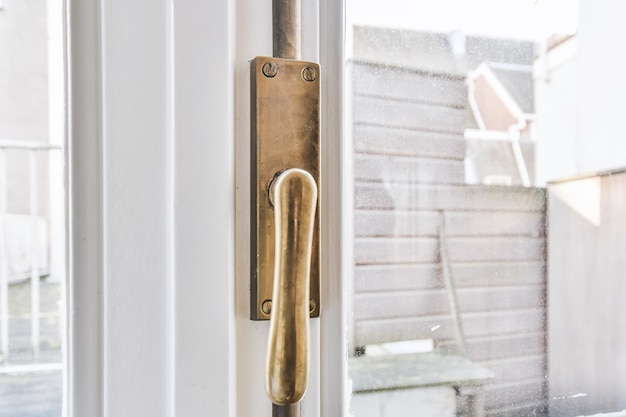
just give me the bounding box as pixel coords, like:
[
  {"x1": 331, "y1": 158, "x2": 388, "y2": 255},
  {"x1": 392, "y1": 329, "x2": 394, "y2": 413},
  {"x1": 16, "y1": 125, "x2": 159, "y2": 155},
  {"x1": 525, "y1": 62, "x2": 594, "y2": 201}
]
[{"x1": 250, "y1": 56, "x2": 321, "y2": 321}]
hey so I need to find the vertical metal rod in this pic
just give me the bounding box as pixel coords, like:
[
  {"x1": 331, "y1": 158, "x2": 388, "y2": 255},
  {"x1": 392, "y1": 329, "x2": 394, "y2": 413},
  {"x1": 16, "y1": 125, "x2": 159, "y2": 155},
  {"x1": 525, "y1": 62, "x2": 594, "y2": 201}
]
[
  {"x1": 438, "y1": 211, "x2": 467, "y2": 355},
  {"x1": 272, "y1": 0, "x2": 301, "y2": 59},
  {"x1": 0, "y1": 150, "x2": 8, "y2": 360},
  {"x1": 29, "y1": 150, "x2": 40, "y2": 359},
  {"x1": 270, "y1": 2, "x2": 303, "y2": 416},
  {"x1": 273, "y1": 403, "x2": 301, "y2": 417}
]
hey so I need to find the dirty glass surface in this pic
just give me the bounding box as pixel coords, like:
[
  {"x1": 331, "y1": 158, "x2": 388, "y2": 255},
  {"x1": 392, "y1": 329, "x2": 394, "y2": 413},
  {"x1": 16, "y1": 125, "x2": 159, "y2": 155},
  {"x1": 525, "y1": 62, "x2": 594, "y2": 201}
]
[
  {"x1": 0, "y1": 1, "x2": 66, "y2": 416},
  {"x1": 345, "y1": 1, "x2": 626, "y2": 416}
]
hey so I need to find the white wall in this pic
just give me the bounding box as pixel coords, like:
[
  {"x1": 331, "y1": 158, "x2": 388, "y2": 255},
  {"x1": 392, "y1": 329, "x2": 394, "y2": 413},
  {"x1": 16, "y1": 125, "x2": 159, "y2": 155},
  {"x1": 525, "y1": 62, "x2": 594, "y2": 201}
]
[
  {"x1": 0, "y1": 0, "x2": 48, "y2": 142},
  {"x1": 548, "y1": 172, "x2": 626, "y2": 416},
  {"x1": 534, "y1": 0, "x2": 626, "y2": 184},
  {"x1": 0, "y1": 0, "x2": 65, "y2": 283},
  {"x1": 0, "y1": 0, "x2": 49, "y2": 215},
  {"x1": 577, "y1": 0, "x2": 626, "y2": 173},
  {"x1": 534, "y1": 38, "x2": 579, "y2": 185}
]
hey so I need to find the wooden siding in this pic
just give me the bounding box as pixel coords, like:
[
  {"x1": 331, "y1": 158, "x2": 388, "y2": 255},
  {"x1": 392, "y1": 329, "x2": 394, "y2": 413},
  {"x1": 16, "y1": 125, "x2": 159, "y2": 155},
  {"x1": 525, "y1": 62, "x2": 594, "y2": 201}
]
[
  {"x1": 355, "y1": 236, "x2": 544, "y2": 264},
  {"x1": 350, "y1": 61, "x2": 548, "y2": 416},
  {"x1": 548, "y1": 171, "x2": 626, "y2": 416},
  {"x1": 354, "y1": 262, "x2": 544, "y2": 293},
  {"x1": 355, "y1": 183, "x2": 545, "y2": 212},
  {"x1": 353, "y1": 95, "x2": 465, "y2": 134},
  {"x1": 484, "y1": 380, "x2": 546, "y2": 409},
  {"x1": 355, "y1": 286, "x2": 544, "y2": 320},
  {"x1": 355, "y1": 211, "x2": 545, "y2": 238},
  {"x1": 355, "y1": 309, "x2": 545, "y2": 345},
  {"x1": 354, "y1": 125, "x2": 466, "y2": 160},
  {"x1": 352, "y1": 62, "x2": 466, "y2": 107},
  {"x1": 354, "y1": 154, "x2": 465, "y2": 185}
]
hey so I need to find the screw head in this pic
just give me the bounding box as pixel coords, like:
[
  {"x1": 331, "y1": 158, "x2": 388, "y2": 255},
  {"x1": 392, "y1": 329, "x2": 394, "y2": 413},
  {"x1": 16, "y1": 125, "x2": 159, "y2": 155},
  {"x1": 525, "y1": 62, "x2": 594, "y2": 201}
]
[
  {"x1": 262, "y1": 62, "x2": 278, "y2": 78},
  {"x1": 302, "y1": 67, "x2": 317, "y2": 82},
  {"x1": 309, "y1": 299, "x2": 316, "y2": 313},
  {"x1": 261, "y1": 300, "x2": 272, "y2": 315}
]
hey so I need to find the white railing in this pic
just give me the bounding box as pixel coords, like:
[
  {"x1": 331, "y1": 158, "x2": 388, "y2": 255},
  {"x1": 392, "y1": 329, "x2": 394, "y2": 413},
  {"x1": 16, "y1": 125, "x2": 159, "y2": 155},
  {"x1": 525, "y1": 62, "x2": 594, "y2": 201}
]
[{"x1": 0, "y1": 140, "x2": 63, "y2": 369}]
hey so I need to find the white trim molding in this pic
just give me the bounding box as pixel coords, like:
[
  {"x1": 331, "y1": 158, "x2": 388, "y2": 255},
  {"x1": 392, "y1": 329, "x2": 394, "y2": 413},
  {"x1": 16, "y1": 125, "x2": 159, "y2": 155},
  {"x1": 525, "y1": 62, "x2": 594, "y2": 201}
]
[
  {"x1": 67, "y1": 0, "x2": 104, "y2": 415},
  {"x1": 68, "y1": 0, "x2": 236, "y2": 415},
  {"x1": 68, "y1": 0, "x2": 343, "y2": 415},
  {"x1": 172, "y1": 0, "x2": 235, "y2": 415},
  {"x1": 319, "y1": 0, "x2": 348, "y2": 416}
]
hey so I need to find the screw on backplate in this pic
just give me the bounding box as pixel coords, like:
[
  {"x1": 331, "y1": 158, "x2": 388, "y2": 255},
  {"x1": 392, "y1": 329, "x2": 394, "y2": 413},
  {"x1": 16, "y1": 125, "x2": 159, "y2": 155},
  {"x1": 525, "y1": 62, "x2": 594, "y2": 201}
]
[
  {"x1": 302, "y1": 67, "x2": 317, "y2": 82},
  {"x1": 262, "y1": 62, "x2": 278, "y2": 78},
  {"x1": 261, "y1": 300, "x2": 272, "y2": 315},
  {"x1": 309, "y1": 299, "x2": 316, "y2": 313}
]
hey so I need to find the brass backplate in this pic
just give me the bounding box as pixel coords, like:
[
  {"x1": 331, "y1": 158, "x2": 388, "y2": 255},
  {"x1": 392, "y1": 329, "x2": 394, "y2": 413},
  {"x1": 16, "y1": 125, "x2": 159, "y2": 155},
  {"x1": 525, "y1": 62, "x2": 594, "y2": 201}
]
[{"x1": 250, "y1": 56, "x2": 320, "y2": 320}]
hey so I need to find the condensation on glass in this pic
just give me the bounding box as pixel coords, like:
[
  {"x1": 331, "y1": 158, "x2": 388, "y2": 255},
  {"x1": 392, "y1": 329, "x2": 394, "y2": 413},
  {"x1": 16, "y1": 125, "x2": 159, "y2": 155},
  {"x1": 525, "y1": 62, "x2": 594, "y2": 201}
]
[{"x1": 345, "y1": 2, "x2": 626, "y2": 417}]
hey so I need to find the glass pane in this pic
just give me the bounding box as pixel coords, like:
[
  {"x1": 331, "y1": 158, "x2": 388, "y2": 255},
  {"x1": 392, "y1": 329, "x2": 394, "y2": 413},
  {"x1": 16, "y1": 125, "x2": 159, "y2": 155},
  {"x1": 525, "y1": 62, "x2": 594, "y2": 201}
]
[
  {"x1": 345, "y1": 1, "x2": 626, "y2": 416},
  {"x1": 0, "y1": 0, "x2": 66, "y2": 415}
]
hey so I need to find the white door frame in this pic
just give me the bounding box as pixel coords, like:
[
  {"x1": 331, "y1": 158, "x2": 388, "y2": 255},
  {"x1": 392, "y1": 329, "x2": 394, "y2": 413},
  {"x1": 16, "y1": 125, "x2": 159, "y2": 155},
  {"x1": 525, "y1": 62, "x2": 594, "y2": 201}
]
[{"x1": 67, "y1": 0, "x2": 346, "y2": 416}]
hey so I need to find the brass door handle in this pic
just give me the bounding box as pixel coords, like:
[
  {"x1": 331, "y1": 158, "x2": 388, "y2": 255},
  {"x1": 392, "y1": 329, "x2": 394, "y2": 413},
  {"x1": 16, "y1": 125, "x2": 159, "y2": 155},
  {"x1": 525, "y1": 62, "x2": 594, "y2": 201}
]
[{"x1": 266, "y1": 168, "x2": 318, "y2": 405}]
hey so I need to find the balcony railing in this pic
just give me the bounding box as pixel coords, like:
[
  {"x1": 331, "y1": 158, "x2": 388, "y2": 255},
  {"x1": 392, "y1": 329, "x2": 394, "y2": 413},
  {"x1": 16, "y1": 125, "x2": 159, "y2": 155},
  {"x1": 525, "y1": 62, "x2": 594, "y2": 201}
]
[{"x1": 0, "y1": 140, "x2": 63, "y2": 373}]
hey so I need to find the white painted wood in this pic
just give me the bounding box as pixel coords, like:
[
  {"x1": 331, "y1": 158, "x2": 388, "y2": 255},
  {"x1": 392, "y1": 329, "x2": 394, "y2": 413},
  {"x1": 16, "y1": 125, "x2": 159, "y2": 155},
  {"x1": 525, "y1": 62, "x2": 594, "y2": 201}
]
[
  {"x1": 234, "y1": 0, "x2": 345, "y2": 415},
  {"x1": 67, "y1": 0, "x2": 105, "y2": 414},
  {"x1": 319, "y1": 1, "x2": 349, "y2": 416},
  {"x1": 233, "y1": 1, "x2": 272, "y2": 416},
  {"x1": 234, "y1": 1, "x2": 322, "y2": 416},
  {"x1": 69, "y1": 0, "x2": 237, "y2": 416},
  {"x1": 68, "y1": 0, "x2": 343, "y2": 416},
  {"x1": 97, "y1": 0, "x2": 173, "y2": 414},
  {"x1": 172, "y1": 0, "x2": 235, "y2": 416}
]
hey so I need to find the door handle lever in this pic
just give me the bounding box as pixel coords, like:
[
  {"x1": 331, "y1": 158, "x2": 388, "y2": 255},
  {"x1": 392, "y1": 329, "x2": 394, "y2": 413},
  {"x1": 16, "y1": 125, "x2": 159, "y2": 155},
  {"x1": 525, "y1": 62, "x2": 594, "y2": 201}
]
[{"x1": 266, "y1": 168, "x2": 317, "y2": 405}]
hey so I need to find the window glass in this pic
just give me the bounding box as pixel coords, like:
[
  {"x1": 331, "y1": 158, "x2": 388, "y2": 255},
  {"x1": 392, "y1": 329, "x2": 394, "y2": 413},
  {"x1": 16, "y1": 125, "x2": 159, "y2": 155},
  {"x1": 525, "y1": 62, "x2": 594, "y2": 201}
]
[
  {"x1": 0, "y1": 0, "x2": 66, "y2": 415},
  {"x1": 345, "y1": 1, "x2": 626, "y2": 416}
]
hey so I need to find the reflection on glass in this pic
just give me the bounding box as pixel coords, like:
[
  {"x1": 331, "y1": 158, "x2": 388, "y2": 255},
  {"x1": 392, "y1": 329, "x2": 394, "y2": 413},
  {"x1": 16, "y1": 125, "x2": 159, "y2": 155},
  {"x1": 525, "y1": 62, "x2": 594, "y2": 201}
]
[
  {"x1": 346, "y1": 1, "x2": 626, "y2": 416},
  {"x1": 0, "y1": 0, "x2": 66, "y2": 416}
]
